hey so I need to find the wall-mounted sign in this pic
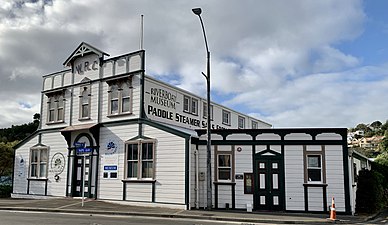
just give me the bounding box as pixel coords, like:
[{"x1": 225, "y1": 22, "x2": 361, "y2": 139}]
[
  {"x1": 144, "y1": 81, "x2": 228, "y2": 130},
  {"x1": 235, "y1": 174, "x2": 244, "y2": 180},
  {"x1": 106, "y1": 141, "x2": 118, "y2": 155},
  {"x1": 237, "y1": 147, "x2": 242, "y2": 152},
  {"x1": 49, "y1": 152, "x2": 65, "y2": 175},
  {"x1": 104, "y1": 165, "x2": 118, "y2": 171}
]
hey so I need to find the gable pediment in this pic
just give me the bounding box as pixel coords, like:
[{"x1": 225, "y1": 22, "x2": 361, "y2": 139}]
[{"x1": 63, "y1": 42, "x2": 109, "y2": 67}]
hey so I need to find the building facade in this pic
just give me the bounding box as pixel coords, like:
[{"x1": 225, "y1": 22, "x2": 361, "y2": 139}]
[{"x1": 13, "y1": 43, "x2": 360, "y2": 214}]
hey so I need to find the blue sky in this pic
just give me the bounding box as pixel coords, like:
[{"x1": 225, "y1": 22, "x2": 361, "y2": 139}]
[
  {"x1": 336, "y1": 1, "x2": 388, "y2": 65},
  {"x1": 0, "y1": 0, "x2": 387, "y2": 128}
]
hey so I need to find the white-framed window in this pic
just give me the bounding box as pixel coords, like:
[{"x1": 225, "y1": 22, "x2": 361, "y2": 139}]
[
  {"x1": 47, "y1": 92, "x2": 65, "y2": 123},
  {"x1": 203, "y1": 102, "x2": 213, "y2": 120},
  {"x1": 125, "y1": 141, "x2": 155, "y2": 179},
  {"x1": 307, "y1": 155, "x2": 322, "y2": 182},
  {"x1": 183, "y1": 96, "x2": 190, "y2": 112},
  {"x1": 238, "y1": 116, "x2": 245, "y2": 129},
  {"x1": 222, "y1": 110, "x2": 231, "y2": 125},
  {"x1": 183, "y1": 95, "x2": 198, "y2": 115},
  {"x1": 108, "y1": 79, "x2": 132, "y2": 116},
  {"x1": 79, "y1": 86, "x2": 90, "y2": 119},
  {"x1": 252, "y1": 121, "x2": 258, "y2": 129},
  {"x1": 218, "y1": 154, "x2": 232, "y2": 181},
  {"x1": 30, "y1": 147, "x2": 48, "y2": 178},
  {"x1": 191, "y1": 98, "x2": 198, "y2": 115}
]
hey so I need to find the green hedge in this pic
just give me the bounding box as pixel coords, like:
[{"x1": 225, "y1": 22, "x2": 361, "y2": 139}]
[
  {"x1": 0, "y1": 185, "x2": 12, "y2": 198},
  {"x1": 356, "y1": 168, "x2": 387, "y2": 213}
]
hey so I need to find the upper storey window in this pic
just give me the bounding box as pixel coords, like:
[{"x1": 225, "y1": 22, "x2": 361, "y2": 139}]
[
  {"x1": 79, "y1": 86, "x2": 91, "y2": 119},
  {"x1": 108, "y1": 78, "x2": 132, "y2": 116},
  {"x1": 47, "y1": 92, "x2": 65, "y2": 123},
  {"x1": 183, "y1": 95, "x2": 198, "y2": 116}
]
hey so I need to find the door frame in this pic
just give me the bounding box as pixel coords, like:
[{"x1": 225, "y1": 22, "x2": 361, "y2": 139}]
[{"x1": 254, "y1": 149, "x2": 285, "y2": 211}]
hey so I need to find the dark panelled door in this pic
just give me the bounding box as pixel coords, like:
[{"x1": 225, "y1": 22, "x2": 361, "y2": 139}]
[
  {"x1": 72, "y1": 156, "x2": 90, "y2": 197},
  {"x1": 254, "y1": 150, "x2": 284, "y2": 211}
]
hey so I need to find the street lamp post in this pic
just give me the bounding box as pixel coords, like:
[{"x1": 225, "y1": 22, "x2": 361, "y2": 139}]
[{"x1": 192, "y1": 7, "x2": 212, "y2": 210}]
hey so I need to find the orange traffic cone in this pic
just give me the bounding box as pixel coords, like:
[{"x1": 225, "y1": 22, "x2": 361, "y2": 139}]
[{"x1": 329, "y1": 197, "x2": 337, "y2": 221}]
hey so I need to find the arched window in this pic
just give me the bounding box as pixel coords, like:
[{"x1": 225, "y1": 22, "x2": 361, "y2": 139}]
[
  {"x1": 121, "y1": 81, "x2": 131, "y2": 113},
  {"x1": 80, "y1": 87, "x2": 90, "y2": 119},
  {"x1": 109, "y1": 84, "x2": 119, "y2": 115},
  {"x1": 107, "y1": 78, "x2": 132, "y2": 116},
  {"x1": 46, "y1": 92, "x2": 65, "y2": 123},
  {"x1": 57, "y1": 95, "x2": 64, "y2": 121}
]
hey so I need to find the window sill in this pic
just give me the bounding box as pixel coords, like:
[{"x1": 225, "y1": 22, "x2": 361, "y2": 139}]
[
  {"x1": 122, "y1": 179, "x2": 156, "y2": 183},
  {"x1": 78, "y1": 117, "x2": 91, "y2": 121},
  {"x1": 222, "y1": 122, "x2": 231, "y2": 126},
  {"x1": 107, "y1": 112, "x2": 133, "y2": 118},
  {"x1": 303, "y1": 183, "x2": 328, "y2": 187},
  {"x1": 27, "y1": 178, "x2": 48, "y2": 181},
  {"x1": 46, "y1": 121, "x2": 65, "y2": 125}
]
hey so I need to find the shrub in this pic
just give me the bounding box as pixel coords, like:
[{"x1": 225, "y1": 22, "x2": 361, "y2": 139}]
[
  {"x1": 356, "y1": 169, "x2": 385, "y2": 213},
  {"x1": 0, "y1": 185, "x2": 12, "y2": 198}
]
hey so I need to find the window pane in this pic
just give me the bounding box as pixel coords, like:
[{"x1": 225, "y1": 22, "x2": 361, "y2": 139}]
[
  {"x1": 260, "y1": 173, "x2": 266, "y2": 189},
  {"x1": 32, "y1": 150, "x2": 38, "y2": 163},
  {"x1": 238, "y1": 116, "x2": 245, "y2": 128},
  {"x1": 127, "y1": 144, "x2": 138, "y2": 160},
  {"x1": 49, "y1": 110, "x2": 55, "y2": 122},
  {"x1": 142, "y1": 161, "x2": 153, "y2": 178},
  {"x1": 111, "y1": 99, "x2": 118, "y2": 114},
  {"x1": 252, "y1": 121, "x2": 258, "y2": 129},
  {"x1": 57, "y1": 108, "x2": 63, "y2": 121},
  {"x1": 183, "y1": 96, "x2": 190, "y2": 112},
  {"x1": 142, "y1": 143, "x2": 153, "y2": 160},
  {"x1": 273, "y1": 173, "x2": 279, "y2": 189},
  {"x1": 31, "y1": 164, "x2": 37, "y2": 177},
  {"x1": 40, "y1": 150, "x2": 47, "y2": 162},
  {"x1": 82, "y1": 105, "x2": 89, "y2": 117},
  {"x1": 191, "y1": 99, "x2": 198, "y2": 114},
  {"x1": 82, "y1": 89, "x2": 89, "y2": 104},
  {"x1": 122, "y1": 97, "x2": 130, "y2": 112},
  {"x1": 308, "y1": 156, "x2": 321, "y2": 168},
  {"x1": 308, "y1": 168, "x2": 321, "y2": 181},
  {"x1": 127, "y1": 162, "x2": 138, "y2": 178},
  {"x1": 203, "y1": 103, "x2": 207, "y2": 118},
  {"x1": 222, "y1": 111, "x2": 230, "y2": 124},
  {"x1": 39, "y1": 163, "x2": 47, "y2": 177},
  {"x1": 218, "y1": 155, "x2": 230, "y2": 167},
  {"x1": 218, "y1": 168, "x2": 231, "y2": 180}
]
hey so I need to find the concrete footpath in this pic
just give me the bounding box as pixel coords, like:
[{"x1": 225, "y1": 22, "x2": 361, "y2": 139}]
[{"x1": 0, "y1": 198, "x2": 370, "y2": 224}]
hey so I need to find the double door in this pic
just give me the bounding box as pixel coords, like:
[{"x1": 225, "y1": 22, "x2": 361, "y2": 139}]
[
  {"x1": 254, "y1": 151, "x2": 284, "y2": 211},
  {"x1": 72, "y1": 155, "x2": 93, "y2": 198}
]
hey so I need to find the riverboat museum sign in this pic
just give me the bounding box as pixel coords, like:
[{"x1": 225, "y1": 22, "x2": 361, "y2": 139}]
[{"x1": 12, "y1": 42, "x2": 367, "y2": 215}]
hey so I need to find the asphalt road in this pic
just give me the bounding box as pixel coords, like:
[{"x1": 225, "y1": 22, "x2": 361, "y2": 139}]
[{"x1": 0, "y1": 210, "x2": 278, "y2": 225}]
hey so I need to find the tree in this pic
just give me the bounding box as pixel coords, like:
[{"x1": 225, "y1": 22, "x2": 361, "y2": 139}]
[
  {"x1": 375, "y1": 152, "x2": 388, "y2": 167},
  {"x1": 0, "y1": 141, "x2": 18, "y2": 176},
  {"x1": 33, "y1": 113, "x2": 40, "y2": 124},
  {"x1": 371, "y1": 120, "x2": 382, "y2": 130}
]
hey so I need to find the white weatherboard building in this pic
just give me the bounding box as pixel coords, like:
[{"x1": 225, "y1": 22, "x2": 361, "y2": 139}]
[{"x1": 12, "y1": 43, "x2": 364, "y2": 215}]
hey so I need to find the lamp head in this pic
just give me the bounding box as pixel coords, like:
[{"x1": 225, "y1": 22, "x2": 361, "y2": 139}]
[{"x1": 192, "y1": 8, "x2": 202, "y2": 16}]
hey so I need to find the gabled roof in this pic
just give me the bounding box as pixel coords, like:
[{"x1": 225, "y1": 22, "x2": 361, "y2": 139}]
[{"x1": 63, "y1": 42, "x2": 110, "y2": 67}]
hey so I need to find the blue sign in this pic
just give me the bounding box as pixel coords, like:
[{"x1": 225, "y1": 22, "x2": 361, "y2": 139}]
[
  {"x1": 104, "y1": 165, "x2": 118, "y2": 171},
  {"x1": 76, "y1": 147, "x2": 92, "y2": 154},
  {"x1": 74, "y1": 142, "x2": 85, "y2": 148}
]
